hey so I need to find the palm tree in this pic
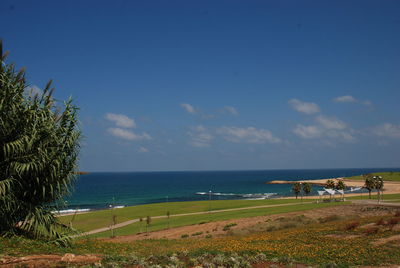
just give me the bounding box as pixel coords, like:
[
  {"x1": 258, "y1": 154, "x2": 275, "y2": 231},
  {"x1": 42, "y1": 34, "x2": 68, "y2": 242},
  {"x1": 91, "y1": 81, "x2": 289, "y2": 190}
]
[
  {"x1": 374, "y1": 176, "x2": 384, "y2": 203},
  {"x1": 0, "y1": 41, "x2": 80, "y2": 245},
  {"x1": 292, "y1": 183, "x2": 301, "y2": 199},
  {"x1": 335, "y1": 180, "x2": 346, "y2": 201},
  {"x1": 364, "y1": 175, "x2": 375, "y2": 199},
  {"x1": 325, "y1": 179, "x2": 336, "y2": 200},
  {"x1": 302, "y1": 183, "x2": 312, "y2": 198},
  {"x1": 325, "y1": 179, "x2": 336, "y2": 189}
]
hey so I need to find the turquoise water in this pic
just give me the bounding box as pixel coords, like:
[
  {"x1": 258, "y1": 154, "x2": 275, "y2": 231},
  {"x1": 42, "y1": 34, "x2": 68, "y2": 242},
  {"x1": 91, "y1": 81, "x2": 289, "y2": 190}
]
[{"x1": 65, "y1": 168, "x2": 399, "y2": 210}]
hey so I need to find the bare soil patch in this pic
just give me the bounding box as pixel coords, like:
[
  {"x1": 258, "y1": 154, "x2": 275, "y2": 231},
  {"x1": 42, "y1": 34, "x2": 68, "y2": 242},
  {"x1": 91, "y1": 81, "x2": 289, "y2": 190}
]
[
  {"x1": 0, "y1": 254, "x2": 101, "y2": 268},
  {"x1": 325, "y1": 234, "x2": 362, "y2": 239},
  {"x1": 373, "y1": 234, "x2": 400, "y2": 246}
]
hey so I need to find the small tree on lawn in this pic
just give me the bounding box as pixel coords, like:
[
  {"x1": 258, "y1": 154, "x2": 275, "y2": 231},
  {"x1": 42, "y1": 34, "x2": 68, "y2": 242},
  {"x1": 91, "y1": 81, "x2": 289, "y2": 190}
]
[
  {"x1": 292, "y1": 183, "x2": 301, "y2": 199},
  {"x1": 166, "y1": 211, "x2": 170, "y2": 229},
  {"x1": 302, "y1": 183, "x2": 312, "y2": 198},
  {"x1": 364, "y1": 174, "x2": 375, "y2": 199},
  {"x1": 146, "y1": 216, "x2": 151, "y2": 233}
]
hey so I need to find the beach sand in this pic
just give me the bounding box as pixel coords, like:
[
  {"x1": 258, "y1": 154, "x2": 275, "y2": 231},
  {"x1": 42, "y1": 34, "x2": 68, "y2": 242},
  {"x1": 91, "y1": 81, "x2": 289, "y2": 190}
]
[{"x1": 269, "y1": 178, "x2": 400, "y2": 199}]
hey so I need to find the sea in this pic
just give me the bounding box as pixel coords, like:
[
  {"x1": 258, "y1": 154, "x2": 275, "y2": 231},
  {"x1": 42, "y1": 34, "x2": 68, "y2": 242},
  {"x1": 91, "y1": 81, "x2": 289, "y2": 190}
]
[{"x1": 63, "y1": 168, "x2": 400, "y2": 211}]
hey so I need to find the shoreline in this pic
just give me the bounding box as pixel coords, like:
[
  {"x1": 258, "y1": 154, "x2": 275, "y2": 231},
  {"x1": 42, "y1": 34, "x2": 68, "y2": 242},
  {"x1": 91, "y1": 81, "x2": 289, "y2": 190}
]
[
  {"x1": 57, "y1": 177, "x2": 400, "y2": 216},
  {"x1": 270, "y1": 177, "x2": 400, "y2": 199}
]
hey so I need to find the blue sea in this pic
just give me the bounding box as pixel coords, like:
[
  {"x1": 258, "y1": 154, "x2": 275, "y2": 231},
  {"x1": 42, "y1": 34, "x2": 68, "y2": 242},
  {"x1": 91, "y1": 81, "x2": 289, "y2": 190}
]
[{"x1": 65, "y1": 168, "x2": 400, "y2": 210}]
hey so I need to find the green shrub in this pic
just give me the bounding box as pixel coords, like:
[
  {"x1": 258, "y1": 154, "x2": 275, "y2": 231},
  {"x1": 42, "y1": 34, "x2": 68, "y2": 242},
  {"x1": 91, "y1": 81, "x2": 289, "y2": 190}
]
[
  {"x1": 344, "y1": 221, "x2": 360, "y2": 230},
  {"x1": 191, "y1": 232, "x2": 203, "y2": 236}
]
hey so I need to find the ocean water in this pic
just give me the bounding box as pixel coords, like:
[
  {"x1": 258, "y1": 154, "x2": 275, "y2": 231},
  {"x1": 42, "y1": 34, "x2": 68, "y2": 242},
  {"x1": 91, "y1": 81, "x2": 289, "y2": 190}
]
[{"x1": 64, "y1": 168, "x2": 400, "y2": 210}]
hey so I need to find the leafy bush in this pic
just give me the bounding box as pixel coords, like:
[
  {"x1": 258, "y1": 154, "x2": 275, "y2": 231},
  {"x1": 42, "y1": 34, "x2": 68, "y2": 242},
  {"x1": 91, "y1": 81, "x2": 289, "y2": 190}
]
[
  {"x1": 191, "y1": 232, "x2": 203, "y2": 236},
  {"x1": 344, "y1": 221, "x2": 360, "y2": 230},
  {"x1": 223, "y1": 223, "x2": 237, "y2": 231},
  {"x1": 181, "y1": 234, "x2": 189, "y2": 238},
  {"x1": 388, "y1": 217, "x2": 400, "y2": 225},
  {"x1": 0, "y1": 41, "x2": 80, "y2": 245},
  {"x1": 376, "y1": 218, "x2": 386, "y2": 225},
  {"x1": 224, "y1": 223, "x2": 237, "y2": 228}
]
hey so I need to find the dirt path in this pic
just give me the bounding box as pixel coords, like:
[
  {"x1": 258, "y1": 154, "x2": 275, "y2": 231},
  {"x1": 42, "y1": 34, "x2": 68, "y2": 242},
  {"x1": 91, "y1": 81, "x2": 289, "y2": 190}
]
[{"x1": 78, "y1": 201, "x2": 313, "y2": 236}]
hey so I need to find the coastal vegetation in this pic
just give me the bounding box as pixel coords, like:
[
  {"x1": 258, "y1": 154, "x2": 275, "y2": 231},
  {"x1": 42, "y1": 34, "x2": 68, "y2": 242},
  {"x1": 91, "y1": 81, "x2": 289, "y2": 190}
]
[
  {"x1": 291, "y1": 182, "x2": 301, "y2": 199},
  {"x1": 2, "y1": 212, "x2": 400, "y2": 267},
  {"x1": 302, "y1": 182, "x2": 312, "y2": 197},
  {"x1": 0, "y1": 41, "x2": 80, "y2": 244}
]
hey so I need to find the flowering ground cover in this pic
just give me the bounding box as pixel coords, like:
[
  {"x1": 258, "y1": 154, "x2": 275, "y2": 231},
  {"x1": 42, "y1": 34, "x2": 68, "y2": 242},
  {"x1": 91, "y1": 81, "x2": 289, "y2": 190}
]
[{"x1": 2, "y1": 213, "x2": 400, "y2": 267}]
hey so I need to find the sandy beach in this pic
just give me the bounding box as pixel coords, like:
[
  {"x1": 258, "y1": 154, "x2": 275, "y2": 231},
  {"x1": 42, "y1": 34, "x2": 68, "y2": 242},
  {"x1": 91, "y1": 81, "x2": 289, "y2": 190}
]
[{"x1": 268, "y1": 178, "x2": 400, "y2": 199}]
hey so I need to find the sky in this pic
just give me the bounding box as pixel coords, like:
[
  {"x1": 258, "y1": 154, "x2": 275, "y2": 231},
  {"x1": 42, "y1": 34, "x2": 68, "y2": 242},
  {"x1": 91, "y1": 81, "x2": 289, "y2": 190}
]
[{"x1": 1, "y1": 0, "x2": 400, "y2": 172}]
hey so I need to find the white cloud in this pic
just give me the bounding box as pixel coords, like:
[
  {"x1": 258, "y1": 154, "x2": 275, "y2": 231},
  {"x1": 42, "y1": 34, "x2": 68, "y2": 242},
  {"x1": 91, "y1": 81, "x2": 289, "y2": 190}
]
[
  {"x1": 373, "y1": 123, "x2": 400, "y2": 138},
  {"x1": 293, "y1": 115, "x2": 354, "y2": 141},
  {"x1": 333, "y1": 95, "x2": 356, "y2": 103},
  {"x1": 293, "y1": 125, "x2": 322, "y2": 139},
  {"x1": 107, "y1": 128, "x2": 151, "y2": 141},
  {"x1": 362, "y1": 100, "x2": 372, "y2": 106},
  {"x1": 217, "y1": 126, "x2": 281, "y2": 144},
  {"x1": 293, "y1": 124, "x2": 355, "y2": 141},
  {"x1": 316, "y1": 116, "x2": 346, "y2": 130},
  {"x1": 288, "y1": 99, "x2": 320, "y2": 114},
  {"x1": 187, "y1": 125, "x2": 213, "y2": 147},
  {"x1": 138, "y1": 146, "x2": 149, "y2": 153},
  {"x1": 326, "y1": 130, "x2": 355, "y2": 141},
  {"x1": 105, "y1": 113, "x2": 135, "y2": 128},
  {"x1": 333, "y1": 95, "x2": 372, "y2": 106},
  {"x1": 180, "y1": 103, "x2": 196, "y2": 114},
  {"x1": 293, "y1": 120, "x2": 355, "y2": 142},
  {"x1": 223, "y1": 106, "x2": 239, "y2": 116}
]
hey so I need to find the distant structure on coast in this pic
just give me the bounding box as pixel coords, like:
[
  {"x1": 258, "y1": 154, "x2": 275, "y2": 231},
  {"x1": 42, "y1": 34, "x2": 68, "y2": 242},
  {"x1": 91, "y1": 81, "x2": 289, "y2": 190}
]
[{"x1": 74, "y1": 171, "x2": 90, "y2": 175}]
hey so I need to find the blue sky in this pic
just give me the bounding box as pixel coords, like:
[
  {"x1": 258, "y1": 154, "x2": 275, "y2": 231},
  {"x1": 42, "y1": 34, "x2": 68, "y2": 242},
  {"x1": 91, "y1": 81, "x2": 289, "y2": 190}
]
[{"x1": 1, "y1": 0, "x2": 400, "y2": 171}]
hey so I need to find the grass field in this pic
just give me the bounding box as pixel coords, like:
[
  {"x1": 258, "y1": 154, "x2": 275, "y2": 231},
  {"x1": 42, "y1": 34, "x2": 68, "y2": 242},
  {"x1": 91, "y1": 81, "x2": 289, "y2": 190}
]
[
  {"x1": 59, "y1": 198, "x2": 316, "y2": 232},
  {"x1": 347, "y1": 171, "x2": 400, "y2": 181},
  {"x1": 59, "y1": 193, "x2": 400, "y2": 235},
  {"x1": 86, "y1": 201, "x2": 347, "y2": 239}
]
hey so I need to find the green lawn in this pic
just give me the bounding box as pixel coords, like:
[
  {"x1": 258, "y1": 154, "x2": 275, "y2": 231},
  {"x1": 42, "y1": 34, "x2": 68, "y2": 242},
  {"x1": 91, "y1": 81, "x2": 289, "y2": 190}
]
[
  {"x1": 86, "y1": 201, "x2": 347, "y2": 239},
  {"x1": 346, "y1": 171, "x2": 400, "y2": 181},
  {"x1": 59, "y1": 198, "x2": 315, "y2": 232}
]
